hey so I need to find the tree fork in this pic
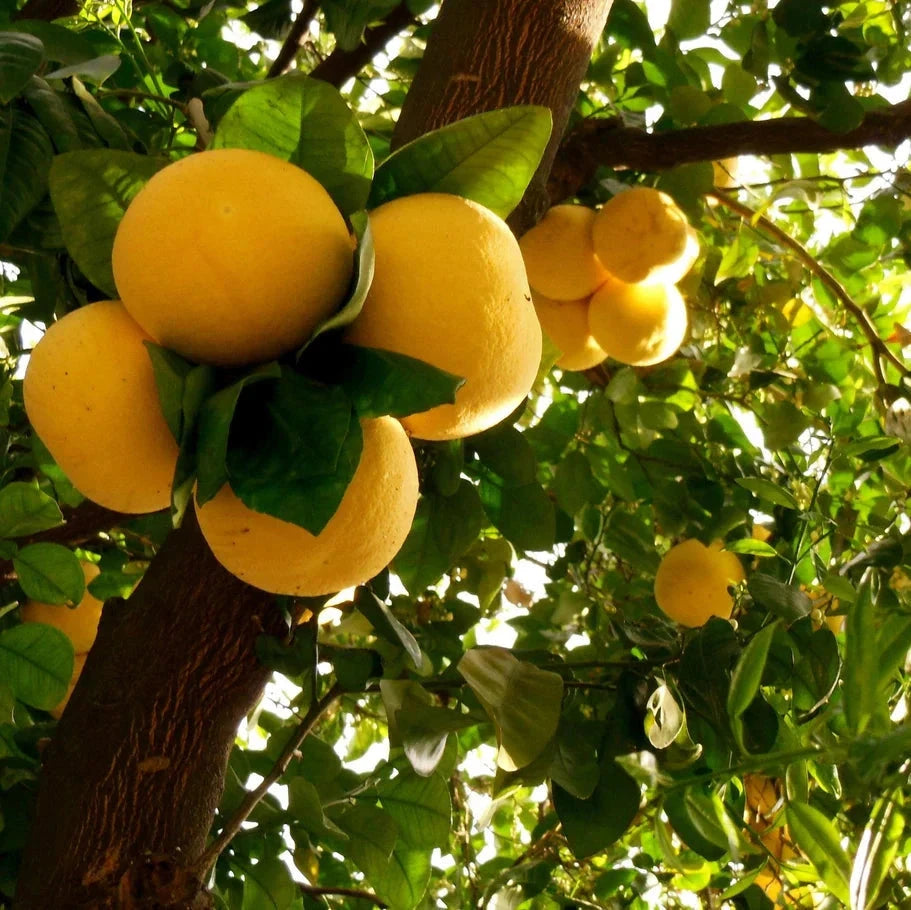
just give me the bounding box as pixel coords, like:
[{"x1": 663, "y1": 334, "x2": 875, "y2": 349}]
[
  {"x1": 15, "y1": 512, "x2": 284, "y2": 907},
  {"x1": 393, "y1": 0, "x2": 614, "y2": 233}
]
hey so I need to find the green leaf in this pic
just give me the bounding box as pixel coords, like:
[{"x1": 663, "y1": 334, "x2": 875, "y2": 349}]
[
  {"x1": 195, "y1": 363, "x2": 282, "y2": 505},
  {"x1": 321, "y1": 0, "x2": 399, "y2": 51},
  {"x1": 724, "y1": 538, "x2": 778, "y2": 558},
  {"x1": 231, "y1": 855, "x2": 298, "y2": 910},
  {"x1": 13, "y1": 543, "x2": 84, "y2": 605},
  {"x1": 211, "y1": 73, "x2": 373, "y2": 215},
  {"x1": 553, "y1": 760, "x2": 641, "y2": 859},
  {"x1": 0, "y1": 32, "x2": 44, "y2": 104},
  {"x1": 663, "y1": 788, "x2": 727, "y2": 860},
  {"x1": 735, "y1": 477, "x2": 799, "y2": 510},
  {"x1": 332, "y1": 802, "x2": 398, "y2": 879},
  {"x1": 727, "y1": 621, "x2": 777, "y2": 721},
  {"x1": 327, "y1": 345, "x2": 464, "y2": 419},
  {"x1": 747, "y1": 573, "x2": 812, "y2": 623},
  {"x1": 667, "y1": 0, "x2": 710, "y2": 40},
  {"x1": 376, "y1": 771, "x2": 451, "y2": 849},
  {"x1": 394, "y1": 481, "x2": 486, "y2": 593},
  {"x1": 48, "y1": 149, "x2": 166, "y2": 296},
  {"x1": 786, "y1": 801, "x2": 851, "y2": 903},
  {"x1": 44, "y1": 54, "x2": 120, "y2": 85},
  {"x1": 551, "y1": 451, "x2": 602, "y2": 515},
  {"x1": 0, "y1": 108, "x2": 54, "y2": 242},
  {"x1": 0, "y1": 623, "x2": 73, "y2": 710},
  {"x1": 0, "y1": 483, "x2": 63, "y2": 538},
  {"x1": 331, "y1": 647, "x2": 380, "y2": 690},
  {"x1": 645, "y1": 684, "x2": 684, "y2": 750},
  {"x1": 479, "y1": 478, "x2": 555, "y2": 552},
  {"x1": 844, "y1": 572, "x2": 878, "y2": 735},
  {"x1": 369, "y1": 106, "x2": 553, "y2": 219},
  {"x1": 366, "y1": 845, "x2": 431, "y2": 910},
  {"x1": 4, "y1": 21, "x2": 99, "y2": 66},
  {"x1": 850, "y1": 794, "x2": 904, "y2": 910},
  {"x1": 287, "y1": 777, "x2": 347, "y2": 838},
  {"x1": 144, "y1": 344, "x2": 195, "y2": 444},
  {"x1": 21, "y1": 77, "x2": 82, "y2": 153},
  {"x1": 354, "y1": 587, "x2": 421, "y2": 670},
  {"x1": 457, "y1": 647, "x2": 563, "y2": 771}
]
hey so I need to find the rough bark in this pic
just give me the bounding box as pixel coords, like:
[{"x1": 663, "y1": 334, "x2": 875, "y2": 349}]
[
  {"x1": 15, "y1": 511, "x2": 282, "y2": 908},
  {"x1": 393, "y1": 0, "x2": 613, "y2": 234}
]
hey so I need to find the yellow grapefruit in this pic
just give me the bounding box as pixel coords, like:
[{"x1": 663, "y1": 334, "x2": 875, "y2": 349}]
[
  {"x1": 654, "y1": 539, "x2": 745, "y2": 627},
  {"x1": 345, "y1": 193, "x2": 541, "y2": 440},
  {"x1": 533, "y1": 292, "x2": 607, "y2": 371},
  {"x1": 592, "y1": 187, "x2": 699, "y2": 285},
  {"x1": 196, "y1": 416, "x2": 418, "y2": 596},
  {"x1": 24, "y1": 301, "x2": 179, "y2": 513},
  {"x1": 519, "y1": 204, "x2": 609, "y2": 300},
  {"x1": 112, "y1": 148, "x2": 354, "y2": 366},
  {"x1": 21, "y1": 562, "x2": 103, "y2": 655},
  {"x1": 588, "y1": 276, "x2": 688, "y2": 366}
]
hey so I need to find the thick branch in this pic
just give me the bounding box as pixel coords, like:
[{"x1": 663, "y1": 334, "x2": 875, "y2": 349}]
[
  {"x1": 310, "y1": 3, "x2": 417, "y2": 89},
  {"x1": 267, "y1": 0, "x2": 319, "y2": 79},
  {"x1": 548, "y1": 99, "x2": 911, "y2": 203}
]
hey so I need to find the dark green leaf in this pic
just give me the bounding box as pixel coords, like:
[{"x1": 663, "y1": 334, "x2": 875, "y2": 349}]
[
  {"x1": 321, "y1": 0, "x2": 400, "y2": 51},
  {"x1": 554, "y1": 761, "x2": 640, "y2": 859},
  {"x1": 478, "y1": 479, "x2": 555, "y2": 552},
  {"x1": 254, "y1": 624, "x2": 317, "y2": 680},
  {"x1": 230, "y1": 855, "x2": 298, "y2": 910},
  {"x1": 735, "y1": 477, "x2": 799, "y2": 510},
  {"x1": 551, "y1": 450, "x2": 602, "y2": 515},
  {"x1": 369, "y1": 106, "x2": 553, "y2": 219},
  {"x1": 0, "y1": 108, "x2": 54, "y2": 242},
  {"x1": 331, "y1": 647, "x2": 380, "y2": 690},
  {"x1": 667, "y1": 0, "x2": 710, "y2": 40},
  {"x1": 844, "y1": 572, "x2": 878, "y2": 735},
  {"x1": 21, "y1": 77, "x2": 81, "y2": 153},
  {"x1": 144, "y1": 344, "x2": 196, "y2": 444},
  {"x1": 328, "y1": 345, "x2": 463, "y2": 419},
  {"x1": 727, "y1": 621, "x2": 777, "y2": 721},
  {"x1": 287, "y1": 777, "x2": 347, "y2": 838},
  {"x1": 663, "y1": 788, "x2": 727, "y2": 860},
  {"x1": 211, "y1": 73, "x2": 373, "y2": 215},
  {"x1": 747, "y1": 573, "x2": 812, "y2": 623},
  {"x1": 470, "y1": 426, "x2": 537, "y2": 487},
  {"x1": 0, "y1": 483, "x2": 63, "y2": 538},
  {"x1": 394, "y1": 481, "x2": 486, "y2": 593},
  {"x1": 48, "y1": 149, "x2": 166, "y2": 295},
  {"x1": 70, "y1": 76, "x2": 129, "y2": 149},
  {"x1": 4, "y1": 21, "x2": 99, "y2": 66},
  {"x1": 0, "y1": 623, "x2": 73, "y2": 710},
  {"x1": 786, "y1": 801, "x2": 851, "y2": 903},
  {"x1": 13, "y1": 543, "x2": 84, "y2": 605},
  {"x1": 354, "y1": 587, "x2": 421, "y2": 669},
  {"x1": 0, "y1": 32, "x2": 44, "y2": 104}
]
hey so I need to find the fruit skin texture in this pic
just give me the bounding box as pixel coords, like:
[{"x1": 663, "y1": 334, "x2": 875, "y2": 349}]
[
  {"x1": 588, "y1": 275, "x2": 688, "y2": 367},
  {"x1": 654, "y1": 539, "x2": 745, "y2": 627},
  {"x1": 532, "y1": 292, "x2": 607, "y2": 371},
  {"x1": 20, "y1": 562, "x2": 103, "y2": 655},
  {"x1": 112, "y1": 148, "x2": 354, "y2": 367},
  {"x1": 345, "y1": 193, "x2": 541, "y2": 441},
  {"x1": 23, "y1": 301, "x2": 179, "y2": 514},
  {"x1": 196, "y1": 417, "x2": 419, "y2": 596},
  {"x1": 592, "y1": 186, "x2": 699, "y2": 286},
  {"x1": 519, "y1": 204, "x2": 609, "y2": 300}
]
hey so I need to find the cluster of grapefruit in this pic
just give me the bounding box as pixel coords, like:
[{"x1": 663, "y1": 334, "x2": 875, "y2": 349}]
[
  {"x1": 24, "y1": 148, "x2": 541, "y2": 597},
  {"x1": 519, "y1": 187, "x2": 697, "y2": 371}
]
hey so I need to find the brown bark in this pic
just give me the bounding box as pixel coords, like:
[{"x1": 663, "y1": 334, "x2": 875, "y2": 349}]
[
  {"x1": 15, "y1": 511, "x2": 282, "y2": 908},
  {"x1": 392, "y1": 0, "x2": 614, "y2": 233},
  {"x1": 548, "y1": 98, "x2": 911, "y2": 203}
]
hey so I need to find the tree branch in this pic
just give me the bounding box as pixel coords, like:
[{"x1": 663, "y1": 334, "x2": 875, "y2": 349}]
[
  {"x1": 300, "y1": 884, "x2": 388, "y2": 907},
  {"x1": 548, "y1": 99, "x2": 911, "y2": 203},
  {"x1": 710, "y1": 189, "x2": 909, "y2": 385},
  {"x1": 193, "y1": 680, "x2": 344, "y2": 876},
  {"x1": 310, "y1": 2, "x2": 418, "y2": 89},
  {"x1": 267, "y1": 0, "x2": 320, "y2": 79}
]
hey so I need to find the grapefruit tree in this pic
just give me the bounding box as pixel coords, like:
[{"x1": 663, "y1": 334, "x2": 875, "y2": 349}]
[{"x1": 1, "y1": 1, "x2": 911, "y2": 909}]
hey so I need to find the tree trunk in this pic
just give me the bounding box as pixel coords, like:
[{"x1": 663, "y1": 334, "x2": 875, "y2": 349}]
[
  {"x1": 15, "y1": 512, "x2": 283, "y2": 908},
  {"x1": 393, "y1": 0, "x2": 613, "y2": 233},
  {"x1": 14, "y1": 1, "x2": 611, "y2": 905}
]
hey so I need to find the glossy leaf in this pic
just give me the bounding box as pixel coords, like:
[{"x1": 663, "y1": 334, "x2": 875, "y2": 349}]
[
  {"x1": 844, "y1": 572, "x2": 878, "y2": 735},
  {"x1": 376, "y1": 771, "x2": 451, "y2": 849},
  {"x1": 0, "y1": 483, "x2": 63, "y2": 538},
  {"x1": 0, "y1": 32, "x2": 44, "y2": 103},
  {"x1": 212, "y1": 73, "x2": 373, "y2": 215},
  {"x1": 735, "y1": 477, "x2": 799, "y2": 510},
  {"x1": 354, "y1": 587, "x2": 421, "y2": 669},
  {"x1": 0, "y1": 108, "x2": 54, "y2": 242},
  {"x1": 747, "y1": 574, "x2": 812, "y2": 623},
  {"x1": 727, "y1": 621, "x2": 777, "y2": 721},
  {"x1": 13, "y1": 543, "x2": 84, "y2": 605},
  {"x1": 369, "y1": 106, "x2": 553, "y2": 218},
  {"x1": 787, "y1": 801, "x2": 851, "y2": 903},
  {"x1": 0, "y1": 623, "x2": 73, "y2": 710}
]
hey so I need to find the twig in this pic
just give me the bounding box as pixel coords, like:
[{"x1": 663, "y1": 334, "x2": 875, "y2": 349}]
[
  {"x1": 193, "y1": 681, "x2": 343, "y2": 876},
  {"x1": 300, "y1": 884, "x2": 387, "y2": 907},
  {"x1": 309, "y1": 3, "x2": 417, "y2": 88},
  {"x1": 267, "y1": 0, "x2": 320, "y2": 79},
  {"x1": 709, "y1": 188, "x2": 908, "y2": 385}
]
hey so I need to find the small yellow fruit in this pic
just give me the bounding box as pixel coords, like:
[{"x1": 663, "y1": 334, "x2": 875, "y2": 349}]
[
  {"x1": 24, "y1": 301, "x2": 179, "y2": 513},
  {"x1": 112, "y1": 148, "x2": 354, "y2": 367},
  {"x1": 654, "y1": 539, "x2": 745, "y2": 627},
  {"x1": 21, "y1": 562, "x2": 103, "y2": 655},
  {"x1": 519, "y1": 205, "x2": 610, "y2": 300},
  {"x1": 533, "y1": 292, "x2": 607, "y2": 372},
  {"x1": 592, "y1": 187, "x2": 699, "y2": 285},
  {"x1": 588, "y1": 276, "x2": 688, "y2": 367},
  {"x1": 712, "y1": 158, "x2": 739, "y2": 190},
  {"x1": 345, "y1": 193, "x2": 541, "y2": 440},
  {"x1": 50, "y1": 652, "x2": 87, "y2": 720},
  {"x1": 196, "y1": 417, "x2": 419, "y2": 596}
]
